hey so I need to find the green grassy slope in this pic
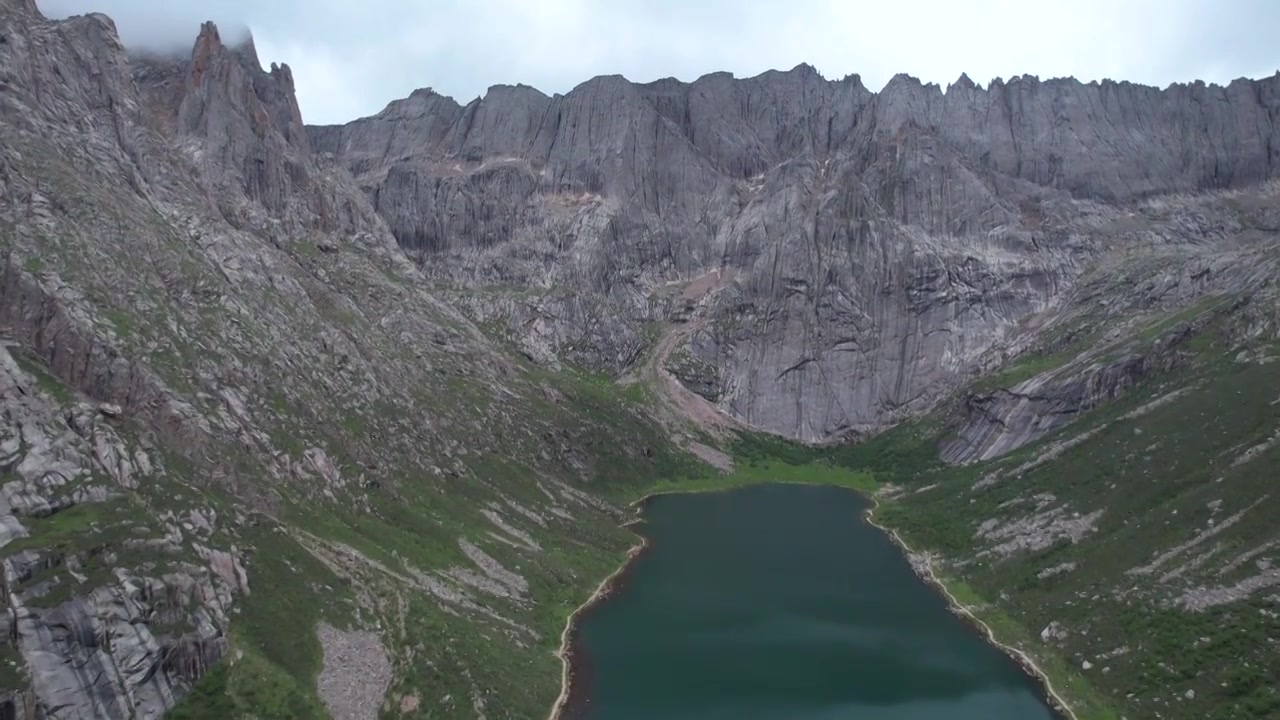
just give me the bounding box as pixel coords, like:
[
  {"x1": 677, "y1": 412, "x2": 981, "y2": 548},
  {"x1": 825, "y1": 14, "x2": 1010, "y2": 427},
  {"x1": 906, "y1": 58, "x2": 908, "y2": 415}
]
[
  {"x1": 856, "y1": 321, "x2": 1280, "y2": 719},
  {"x1": 162, "y1": 294, "x2": 1280, "y2": 720}
]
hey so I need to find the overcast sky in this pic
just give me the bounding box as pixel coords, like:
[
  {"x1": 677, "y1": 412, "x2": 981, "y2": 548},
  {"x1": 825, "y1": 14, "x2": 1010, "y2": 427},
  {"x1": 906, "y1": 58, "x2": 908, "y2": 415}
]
[{"x1": 38, "y1": 0, "x2": 1280, "y2": 126}]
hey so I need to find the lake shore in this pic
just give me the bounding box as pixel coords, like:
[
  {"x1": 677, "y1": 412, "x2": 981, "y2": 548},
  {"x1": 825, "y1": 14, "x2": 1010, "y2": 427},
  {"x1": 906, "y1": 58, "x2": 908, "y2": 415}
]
[
  {"x1": 545, "y1": 497, "x2": 658, "y2": 720},
  {"x1": 864, "y1": 496, "x2": 1080, "y2": 720},
  {"x1": 549, "y1": 481, "x2": 1078, "y2": 720},
  {"x1": 547, "y1": 486, "x2": 742, "y2": 720}
]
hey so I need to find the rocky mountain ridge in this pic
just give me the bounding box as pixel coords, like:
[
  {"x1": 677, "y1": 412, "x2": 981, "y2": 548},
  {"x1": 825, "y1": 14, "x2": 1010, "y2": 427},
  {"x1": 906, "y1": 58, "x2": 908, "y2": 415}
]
[
  {"x1": 311, "y1": 60, "x2": 1280, "y2": 440},
  {"x1": 314, "y1": 64, "x2": 1280, "y2": 203}
]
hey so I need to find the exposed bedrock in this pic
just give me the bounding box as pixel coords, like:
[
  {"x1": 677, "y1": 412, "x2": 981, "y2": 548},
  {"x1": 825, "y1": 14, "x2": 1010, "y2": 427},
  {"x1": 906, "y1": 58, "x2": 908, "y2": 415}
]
[
  {"x1": 314, "y1": 61, "x2": 1280, "y2": 440},
  {"x1": 941, "y1": 353, "x2": 1151, "y2": 465}
]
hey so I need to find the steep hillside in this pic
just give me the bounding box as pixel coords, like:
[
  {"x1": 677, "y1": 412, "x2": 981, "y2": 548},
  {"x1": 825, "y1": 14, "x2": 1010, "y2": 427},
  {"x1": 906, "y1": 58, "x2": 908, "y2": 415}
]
[
  {"x1": 2, "y1": 2, "x2": 1279, "y2": 720},
  {"x1": 0, "y1": 3, "x2": 709, "y2": 718},
  {"x1": 861, "y1": 261, "x2": 1280, "y2": 719}
]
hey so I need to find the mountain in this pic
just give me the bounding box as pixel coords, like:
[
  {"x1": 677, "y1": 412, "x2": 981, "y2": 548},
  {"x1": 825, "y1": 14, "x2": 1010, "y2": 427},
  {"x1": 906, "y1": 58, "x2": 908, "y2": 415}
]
[
  {"x1": 310, "y1": 62, "x2": 1280, "y2": 441},
  {"x1": 2, "y1": 1, "x2": 1278, "y2": 719},
  {"x1": 0, "y1": 3, "x2": 698, "y2": 717}
]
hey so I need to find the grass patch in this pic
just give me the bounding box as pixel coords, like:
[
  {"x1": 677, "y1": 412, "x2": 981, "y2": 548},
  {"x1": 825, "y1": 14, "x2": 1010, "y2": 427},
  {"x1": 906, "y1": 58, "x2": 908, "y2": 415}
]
[
  {"x1": 641, "y1": 459, "x2": 875, "y2": 500},
  {"x1": 171, "y1": 520, "x2": 361, "y2": 720},
  {"x1": 945, "y1": 579, "x2": 985, "y2": 607},
  {"x1": 824, "y1": 419, "x2": 948, "y2": 484},
  {"x1": 234, "y1": 523, "x2": 354, "y2": 689},
  {"x1": 1136, "y1": 294, "x2": 1232, "y2": 343},
  {"x1": 0, "y1": 644, "x2": 26, "y2": 691},
  {"x1": 166, "y1": 645, "x2": 327, "y2": 720},
  {"x1": 620, "y1": 379, "x2": 651, "y2": 404},
  {"x1": 102, "y1": 308, "x2": 134, "y2": 337},
  {"x1": 970, "y1": 348, "x2": 1078, "y2": 393},
  {"x1": 9, "y1": 350, "x2": 75, "y2": 404},
  {"x1": 939, "y1": 576, "x2": 1121, "y2": 720},
  {"x1": 5, "y1": 496, "x2": 140, "y2": 554}
]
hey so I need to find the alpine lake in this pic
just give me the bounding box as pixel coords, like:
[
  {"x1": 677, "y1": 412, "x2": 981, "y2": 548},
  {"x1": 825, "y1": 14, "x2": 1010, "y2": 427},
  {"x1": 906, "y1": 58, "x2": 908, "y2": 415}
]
[{"x1": 566, "y1": 484, "x2": 1061, "y2": 720}]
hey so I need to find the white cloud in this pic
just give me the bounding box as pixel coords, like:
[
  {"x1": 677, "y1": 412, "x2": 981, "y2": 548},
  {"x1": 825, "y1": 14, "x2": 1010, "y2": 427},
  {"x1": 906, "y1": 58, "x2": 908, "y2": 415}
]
[{"x1": 37, "y1": 0, "x2": 1280, "y2": 125}]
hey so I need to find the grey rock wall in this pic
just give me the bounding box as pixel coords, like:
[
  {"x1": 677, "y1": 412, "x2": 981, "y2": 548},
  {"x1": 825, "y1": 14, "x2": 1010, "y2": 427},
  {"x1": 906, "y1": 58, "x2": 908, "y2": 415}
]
[
  {"x1": 1, "y1": 343, "x2": 241, "y2": 720},
  {"x1": 313, "y1": 62, "x2": 1280, "y2": 440}
]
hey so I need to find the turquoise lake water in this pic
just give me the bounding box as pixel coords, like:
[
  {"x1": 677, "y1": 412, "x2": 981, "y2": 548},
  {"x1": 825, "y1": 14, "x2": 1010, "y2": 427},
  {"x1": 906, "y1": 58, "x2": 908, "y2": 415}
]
[{"x1": 569, "y1": 484, "x2": 1061, "y2": 720}]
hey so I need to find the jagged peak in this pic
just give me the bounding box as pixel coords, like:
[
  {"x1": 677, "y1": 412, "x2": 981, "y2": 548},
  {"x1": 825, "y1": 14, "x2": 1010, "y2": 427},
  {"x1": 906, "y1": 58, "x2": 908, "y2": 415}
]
[
  {"x1": 880, "y1": 73, "x2": 946, "y2": 97},
  {"x1": 193, "y1": 21, "x2": 221, "y2": 48},
  {"x1": 190, "y1": 20, "x2": 260, "y2": 71},
  {"x1": 746, "y1": 63, "x2": 825, "y2": 84},
  {"x1": 884, "y1": 72, "x2": 923, "y2": 89},
  {"x1": 641, "y1": 75, "x2": 696, "y2": 90},
  {"x1": 181, "y1": 21, "x2": 299, "y2": 115},
  {"x1": 177, "y1": 17, "x2": 309, "y2": 158},
  {"x1": 560, "y1": 73, "x2": 639, "y2": 99},
  {"x1": 577, "y1": 73, "x2": 630, "y2": 88},
  {"x1": 484, "y1": 83, "x2": 549, "y2": 102},
  {"x1": 189, "y1": 21, "x2": 226, "y2": 90},
  {"x1": 950, "y1": 72, "x2": 977, "y2": 91},
  {"x1": 696, "y1": 70, "x2": 736, "y2": 83},
  {"x1": 230, "y1": 28, "x2": 261, "y2": 70},
  {"x1": 360, "y1": 87, "x2": 464, "y2": 123}
]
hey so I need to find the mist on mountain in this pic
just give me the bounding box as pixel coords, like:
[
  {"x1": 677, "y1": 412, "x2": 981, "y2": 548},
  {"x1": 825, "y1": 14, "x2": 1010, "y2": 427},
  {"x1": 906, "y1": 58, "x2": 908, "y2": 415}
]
[{"x1": 39, "y1": 0, "x2": 252, "y2": 54}]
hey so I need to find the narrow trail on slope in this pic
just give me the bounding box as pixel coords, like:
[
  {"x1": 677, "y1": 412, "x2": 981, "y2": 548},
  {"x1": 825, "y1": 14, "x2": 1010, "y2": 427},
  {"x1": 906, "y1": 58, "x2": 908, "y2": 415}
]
[
  {"x1": 649, "y1": 314, "x2": 743, "y2": 434},
  {"x1": 621, "y1": 268, "x2": 765, "y2": 471}
]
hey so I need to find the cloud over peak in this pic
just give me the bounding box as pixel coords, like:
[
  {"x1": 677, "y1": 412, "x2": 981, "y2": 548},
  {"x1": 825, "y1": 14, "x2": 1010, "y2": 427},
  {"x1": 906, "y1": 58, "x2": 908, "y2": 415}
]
[{"x1": 38, "y1": 0, "x2": 1280, "y2": 126}]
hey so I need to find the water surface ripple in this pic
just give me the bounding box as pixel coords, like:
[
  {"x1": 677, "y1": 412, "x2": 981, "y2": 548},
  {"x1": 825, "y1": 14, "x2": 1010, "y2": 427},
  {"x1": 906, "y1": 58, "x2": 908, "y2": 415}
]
[{"x1": 568, "y1": 484, "x2": 1061, "y2": 720}]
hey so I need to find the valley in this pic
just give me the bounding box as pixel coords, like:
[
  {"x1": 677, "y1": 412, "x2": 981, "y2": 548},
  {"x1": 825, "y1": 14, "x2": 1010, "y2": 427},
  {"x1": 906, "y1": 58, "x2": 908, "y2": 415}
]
[{"x1": 1, "y1": 1, "x2": 1279, "y2": 718}]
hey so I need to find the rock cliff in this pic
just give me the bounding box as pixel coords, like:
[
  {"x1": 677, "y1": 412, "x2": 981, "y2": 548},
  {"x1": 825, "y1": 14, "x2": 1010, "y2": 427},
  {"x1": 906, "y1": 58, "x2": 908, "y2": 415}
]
[{"x1": 311, "y1": 64, "x2": 1280, "y2": 440}]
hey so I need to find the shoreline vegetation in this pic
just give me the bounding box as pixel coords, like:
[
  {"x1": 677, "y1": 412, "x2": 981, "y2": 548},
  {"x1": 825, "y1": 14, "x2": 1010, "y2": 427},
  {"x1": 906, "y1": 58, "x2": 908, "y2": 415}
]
[
  {"x1": 863, "y1": 496, "x2": 1080, "y2": 720},
  {"x1": 545, "y1": 526, "x2": 648, "y2": 720},
  {"x1": 547, "y1": 460, "x2": 1099, "y2": 720}
]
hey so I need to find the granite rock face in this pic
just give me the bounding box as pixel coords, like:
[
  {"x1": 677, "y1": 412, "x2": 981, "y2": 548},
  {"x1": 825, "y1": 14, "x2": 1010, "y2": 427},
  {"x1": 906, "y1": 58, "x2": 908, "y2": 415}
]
[
  {"x1": 942, "y1": 353, "x2": 1152, "y2": 464},
  {"x1": 313, "y1": 65, "x2": 1280, "y2": 440},
  {"x1": 0, "y1": 343, "x2": 241, "y2": 720}
]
